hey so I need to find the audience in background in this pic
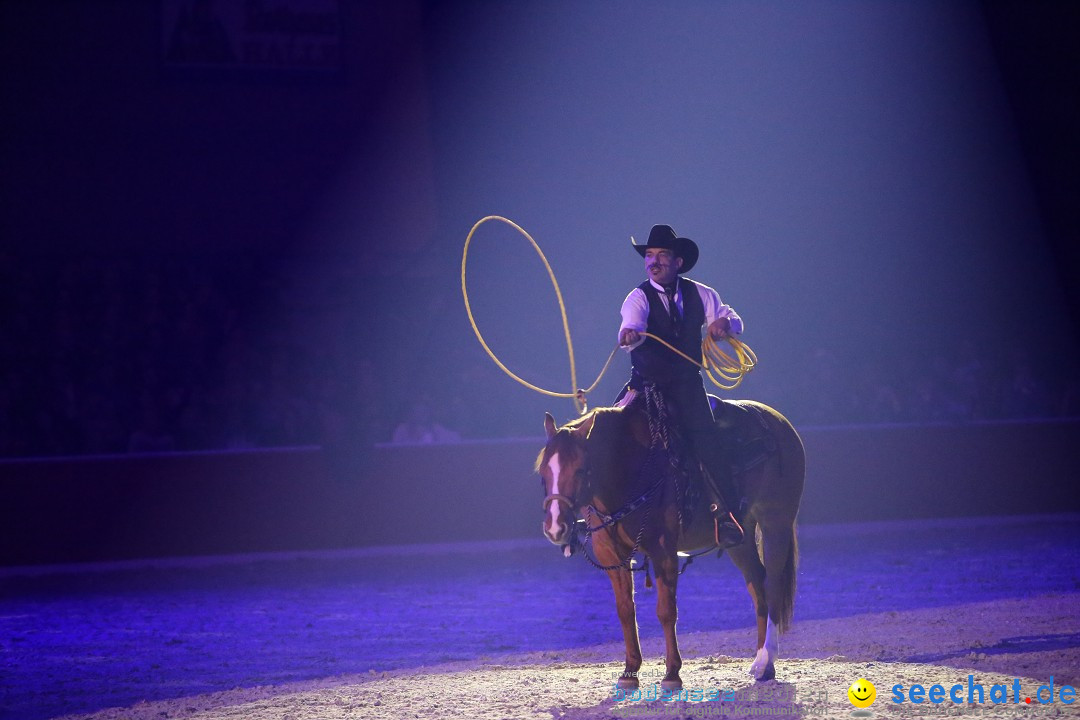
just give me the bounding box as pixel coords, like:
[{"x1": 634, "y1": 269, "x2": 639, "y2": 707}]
[
  {"x1": 0, "y1": 249, "x2": 1075, "y2": 459},
  {"x1": 390, "y1": 396, "x2": 461, "y2": 444}
]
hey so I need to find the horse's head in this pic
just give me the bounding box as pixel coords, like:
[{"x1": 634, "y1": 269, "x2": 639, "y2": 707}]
[{"x1": 536, "y1": 412, "x2": 593, "y2": 550}]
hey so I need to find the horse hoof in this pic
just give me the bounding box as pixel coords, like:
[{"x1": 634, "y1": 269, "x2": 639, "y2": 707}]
[
  {"x1": 748, "y1": 647, "x2": 775, "y2": 681},
  {"x1": 752, "y1": 664, "x2": 776, "y2": 682},
  {"x1": 661, "y1": 678, "x2": 682, "y2": 691},
  {"x1": 617, "y1": 677, "x2": 639, "y2": 690}
]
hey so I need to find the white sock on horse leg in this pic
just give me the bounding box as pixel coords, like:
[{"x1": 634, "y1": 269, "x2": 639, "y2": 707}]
[
  {"x1": 749, "y1": 617, "x2": 778, "y2": 679},
  {"x1": 764, "y1": 616, "x2": 778, "y2": 659}
]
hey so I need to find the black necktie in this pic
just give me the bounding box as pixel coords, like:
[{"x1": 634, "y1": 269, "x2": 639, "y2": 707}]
[{"x1": 664, "y1": 283, "x2": 681, "y2": 335}]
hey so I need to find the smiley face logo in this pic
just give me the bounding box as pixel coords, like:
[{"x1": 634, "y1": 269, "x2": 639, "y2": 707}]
[{"x1": 848, "y1": 678, "x2": 876, "y2": 708}]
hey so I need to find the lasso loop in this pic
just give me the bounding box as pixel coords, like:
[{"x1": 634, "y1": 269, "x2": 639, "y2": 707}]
[
  {"x1": 640, "y1": 332, "x2": 758, "y2": 392},
  {"x1": 461, "y1": 215, "x2": 755, "y2": 414},
  {"x1": 462, "y1": 216, "x2": 605, "y2": 414}
]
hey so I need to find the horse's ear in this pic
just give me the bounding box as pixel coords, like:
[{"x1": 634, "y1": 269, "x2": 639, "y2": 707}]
[
  {"x1": 574, "y1": 413, "x2": 597, "y2": 440},
  {"x1": 544, "y1": 412, "x2": 558, "y2": 440}
]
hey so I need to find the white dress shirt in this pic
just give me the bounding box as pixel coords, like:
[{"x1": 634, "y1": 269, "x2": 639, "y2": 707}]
[{"x1": 618, "y1": 277, "x2": 743, "y2": 351}]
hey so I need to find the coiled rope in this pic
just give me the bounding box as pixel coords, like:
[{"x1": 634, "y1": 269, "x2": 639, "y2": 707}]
[{"x1": 462, "y1": 215, "x2": 756, "y2": 414}]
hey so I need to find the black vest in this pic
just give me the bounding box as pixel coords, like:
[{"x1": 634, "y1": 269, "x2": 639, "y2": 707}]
[{"x1": 629, "y1": 277, "x2": 705, "y2": 389}]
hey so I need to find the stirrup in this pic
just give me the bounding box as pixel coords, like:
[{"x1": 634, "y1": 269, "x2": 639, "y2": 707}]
[{"x1": 710, "y1": 503, "x2": 745, "y2": 549}]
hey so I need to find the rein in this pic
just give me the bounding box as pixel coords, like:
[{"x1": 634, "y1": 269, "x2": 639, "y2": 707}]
[
  {"x1": 565, "y1": 382, "x2": 699, "y2": 578},
  {"x1": 548, "y1": 440, "x2": 671, "y2": 578},
  {"x1": 576, "y1": 471, "x2": 667, "y2": 535},
  {"x1": 559, "y1": 385, "x2": 716, "y2": 580}
]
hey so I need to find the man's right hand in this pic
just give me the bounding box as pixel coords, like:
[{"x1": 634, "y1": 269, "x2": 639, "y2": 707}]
[{"x1": 619, "y1": 328, "x2": 641, "y2": 347}]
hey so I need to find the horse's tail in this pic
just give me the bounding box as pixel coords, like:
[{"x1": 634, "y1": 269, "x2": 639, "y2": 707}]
[
  {"x1": 773, "y1": 520, "x2": 798, "y2": 633},
  {"x1": 769, "y1": 405, "x2": 803, "y2": 633}
]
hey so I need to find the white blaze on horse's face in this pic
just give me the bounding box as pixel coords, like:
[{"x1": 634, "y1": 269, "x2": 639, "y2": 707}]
[{"x1": 544, "y1": 453, "x2": 567, "y2": 544}]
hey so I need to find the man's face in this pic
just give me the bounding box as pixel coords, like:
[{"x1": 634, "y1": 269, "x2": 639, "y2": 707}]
[{"x1": 645, "y1": 248, "x2": 682, "y2": 286}]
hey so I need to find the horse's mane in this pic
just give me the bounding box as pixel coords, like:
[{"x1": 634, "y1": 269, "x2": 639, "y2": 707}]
[
  {"x1": 567, "y1": 405, "x2": 621, "y2": 429},
  {"x1": 582, "y1": 405, "x2": 644, "y2": 485},
  {"x1": 534, "y1": 405, "x2": 628, "y2": 473},
  {"x1": 535, "y1": 403, "x2": 653, "y2": 493},
  {"x1": 534, "y1": 429, "x2": 577, "y2": 473}
]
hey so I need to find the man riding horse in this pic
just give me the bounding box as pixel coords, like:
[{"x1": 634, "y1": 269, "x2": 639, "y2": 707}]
[{"x1": 616, "y1": 224, "x2": 745, "y2": 549}]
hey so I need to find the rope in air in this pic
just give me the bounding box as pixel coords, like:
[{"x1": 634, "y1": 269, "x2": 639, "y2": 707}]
[{"x1": 461, "y1": 215, "x2": 756, "y2": 414}]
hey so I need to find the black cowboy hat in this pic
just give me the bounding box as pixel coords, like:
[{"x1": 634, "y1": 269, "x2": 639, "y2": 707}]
[{"x1": 631, "y1": 224, "x2": 699, "y2": 274}]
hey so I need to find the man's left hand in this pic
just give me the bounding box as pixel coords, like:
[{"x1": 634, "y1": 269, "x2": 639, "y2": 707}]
[{"x1": 707, "y1": 317, "x2": 731, "y2": 340}]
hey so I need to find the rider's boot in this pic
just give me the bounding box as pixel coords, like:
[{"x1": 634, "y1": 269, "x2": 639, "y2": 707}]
[
  {"x1": 676, "y1": 391, "x2": 747, "y2": 551},
  {"x1": 699, "y1": 434, "x2": 745, "y2": 550}
]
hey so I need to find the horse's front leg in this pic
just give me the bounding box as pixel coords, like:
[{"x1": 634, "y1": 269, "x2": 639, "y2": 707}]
[
  {"x1": 652, "y1": 549, "x2": 683, "y2": 690},
  {"x1": 606, "y1": 566, "x2": 642, "y2": 689}
]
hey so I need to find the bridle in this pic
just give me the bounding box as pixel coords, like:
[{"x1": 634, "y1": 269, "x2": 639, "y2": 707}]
[
  {"x1": 539, "y1": 388, "x2": 719, "y2": 579},
  {"x1": 541, "y1": 454, "x2": 590, "y2": 559},
  {"x1": 542, "y1": 492, "x2": 578, "y2": 514},
  {"x1": 541, "y1": 456, "x2": 592, "y2": 523},
  {"x1": 540, "y1": 443, "x2": 669, "y2": 573}
]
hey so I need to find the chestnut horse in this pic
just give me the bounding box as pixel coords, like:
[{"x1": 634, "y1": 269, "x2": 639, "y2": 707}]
[{"x1": 536, "y1": 398, "x2": 804, "y2": 688}]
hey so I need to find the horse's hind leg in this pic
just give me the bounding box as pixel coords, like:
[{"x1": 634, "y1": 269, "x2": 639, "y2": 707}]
[
  {"x1": 606, "y1": 567, "x2": 643, "y2": 689},
  {"x1": 756, "y1": 519, "x2": 797, "y2": 679},
  {"x1": 731, "y1": 518, "x2": 798, "y2": 681},
  {"x1": 726, "y1": 521, "x2": 774, "y2": 681}
]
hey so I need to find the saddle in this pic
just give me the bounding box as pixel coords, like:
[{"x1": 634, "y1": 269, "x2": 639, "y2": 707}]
[
  {"x1": 687, "y1": 398, "x2": 777, "y2": 530},
  {"x1": 628, "y1": 389, "x2": 777, "y2": 531},
  {"x1": 708, "y1": 396, "x2": 778, "y2": 477}
]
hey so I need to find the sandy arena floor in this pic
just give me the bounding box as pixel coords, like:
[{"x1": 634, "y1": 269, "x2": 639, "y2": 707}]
[{"x1": 2, "y1": 515, "x2": 1078, "y2": 720}]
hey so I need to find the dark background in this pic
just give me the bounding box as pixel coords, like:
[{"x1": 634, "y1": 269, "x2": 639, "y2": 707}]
[{"x1": 0, "y1": 1, "x2": 1077, "y2": 563}]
